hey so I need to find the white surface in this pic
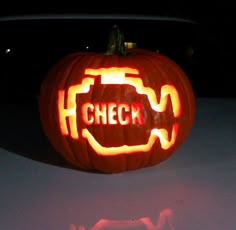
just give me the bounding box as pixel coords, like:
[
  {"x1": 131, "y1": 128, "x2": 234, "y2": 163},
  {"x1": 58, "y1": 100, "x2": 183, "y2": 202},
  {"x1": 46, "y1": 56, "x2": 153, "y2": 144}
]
[{"x1": 1, "y1": 98, "x2": 236, "y2": 230}]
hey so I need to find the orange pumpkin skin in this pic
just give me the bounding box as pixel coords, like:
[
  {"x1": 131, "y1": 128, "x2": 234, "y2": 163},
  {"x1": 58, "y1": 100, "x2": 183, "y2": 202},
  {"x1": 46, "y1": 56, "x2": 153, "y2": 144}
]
[{"x1": 39, "y1": 48, "x2": 195, "y2": 173}]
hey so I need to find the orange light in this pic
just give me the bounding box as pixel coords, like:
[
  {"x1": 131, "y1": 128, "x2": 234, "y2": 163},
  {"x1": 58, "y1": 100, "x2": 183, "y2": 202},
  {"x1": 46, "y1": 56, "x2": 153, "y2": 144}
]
[
  {"x1": 82, "y1": 123, "x2": 179, "y2": 156},
  {"x1": 82, "y1": 102, "x2": 144, "y2": 125},
  {"x1": 58, "y1": 67, "x2": 182, "y2": 155},
  {"x1": 70, "y1": 208, "x2": 174, "y2": 230}
]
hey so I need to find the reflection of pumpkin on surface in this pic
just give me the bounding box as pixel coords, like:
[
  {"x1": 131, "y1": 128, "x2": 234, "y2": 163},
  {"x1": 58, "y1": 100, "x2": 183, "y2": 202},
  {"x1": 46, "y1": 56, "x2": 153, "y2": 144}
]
[
  {"x1": 70, "y1": 208, "x2": 175, "y2": 230},
  {"x1": 39, "y1": 26, "x2": 195, "y2": 173}
]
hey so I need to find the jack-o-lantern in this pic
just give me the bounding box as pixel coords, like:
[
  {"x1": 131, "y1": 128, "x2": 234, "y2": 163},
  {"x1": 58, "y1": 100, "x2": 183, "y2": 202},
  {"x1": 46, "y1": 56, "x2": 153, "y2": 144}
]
[{"x1": 39, "y1": 26, "x2": 195, "y2": 173}]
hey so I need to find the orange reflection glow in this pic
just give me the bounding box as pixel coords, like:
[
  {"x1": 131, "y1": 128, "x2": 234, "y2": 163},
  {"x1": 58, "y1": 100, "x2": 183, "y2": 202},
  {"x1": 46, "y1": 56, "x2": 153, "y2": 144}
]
[
  {"x1": 70, "y1": 208, "x2": 175, "y2": 230},
  {"x1": 58, "y1": 67, "x2": 181, "y2": 155}
]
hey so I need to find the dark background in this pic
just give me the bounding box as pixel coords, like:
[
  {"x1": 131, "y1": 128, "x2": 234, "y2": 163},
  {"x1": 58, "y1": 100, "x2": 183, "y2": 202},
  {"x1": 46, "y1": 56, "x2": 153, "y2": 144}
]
[
  {"x1": 1, "y1": 2, "x2": 235, "y2": 26},
  {"x1": 0, "y1": 3, "x2": 235, "y2": 102}
]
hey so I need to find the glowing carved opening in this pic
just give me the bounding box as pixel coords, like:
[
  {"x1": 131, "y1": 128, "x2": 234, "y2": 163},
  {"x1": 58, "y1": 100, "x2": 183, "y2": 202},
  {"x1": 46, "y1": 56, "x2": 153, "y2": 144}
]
[
  {"x1": 82, "y1": 123, "x2": 179, "y2": 156},
  {"x1": 81, "y1": 102, "x2": 144, "y2": 125},
  {"x1": 58, "y1": 67, "x2": 182, "y2": 155}
]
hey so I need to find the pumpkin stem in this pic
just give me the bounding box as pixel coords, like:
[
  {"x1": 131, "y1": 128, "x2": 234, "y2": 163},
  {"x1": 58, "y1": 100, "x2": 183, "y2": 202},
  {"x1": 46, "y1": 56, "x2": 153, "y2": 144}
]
[{"x1": 105, "y1": 25, "x2": 126, "y2": 56}]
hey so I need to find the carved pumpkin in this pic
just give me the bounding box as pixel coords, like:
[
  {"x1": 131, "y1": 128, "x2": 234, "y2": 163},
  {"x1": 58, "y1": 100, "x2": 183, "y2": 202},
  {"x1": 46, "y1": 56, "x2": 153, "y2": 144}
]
[{"x1": 39, "y1": 26, "x2": 195, "y2": 173}]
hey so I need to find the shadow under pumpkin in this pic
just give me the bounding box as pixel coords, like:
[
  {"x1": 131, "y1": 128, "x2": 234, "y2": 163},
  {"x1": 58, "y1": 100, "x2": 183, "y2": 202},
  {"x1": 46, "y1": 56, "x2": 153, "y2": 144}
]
[{"x1": 0, "y1": 102, "x2": 86, "y2": 172}]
